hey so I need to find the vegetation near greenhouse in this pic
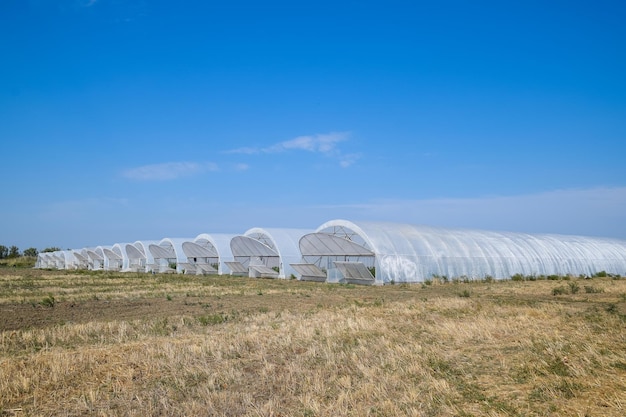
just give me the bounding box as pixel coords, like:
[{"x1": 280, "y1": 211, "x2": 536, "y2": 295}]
[{"x1": 0, "y1": 269, "x2": 625, "y2": 416}]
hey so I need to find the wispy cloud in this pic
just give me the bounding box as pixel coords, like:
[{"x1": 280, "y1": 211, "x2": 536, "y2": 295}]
[
  {"x1": 122, "y1": 162, "x2": 218, "y2": 181},
  {"x1": 225, "y1": 132, "x2": 359, "y2": 167},
  {"x1": 81, "y1": 0, "x2": 99, "y2": 7},
  {"x1": 339, "y1": 153, "x2": 362, "y2": 168},
  {"x1": 233, "y1": 163, "x2": 250, "y2": 172}
]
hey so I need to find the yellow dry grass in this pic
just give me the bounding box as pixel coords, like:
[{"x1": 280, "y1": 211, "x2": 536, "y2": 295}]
[{"x1": 1, "y1": 271, "x2": 625, "y2": 416}]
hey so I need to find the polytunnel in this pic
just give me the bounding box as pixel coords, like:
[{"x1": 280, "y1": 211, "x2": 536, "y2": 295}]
[
  {"x1": 95, "y1": 246, "x2": 122, "y2": 271},
  {"x1": 85, "y1": 248, "x2": 105, "y2": 270},
  {"x1": 72, "y1": 250, "x2": 89, "y2": 269},
  {"x1": 230, "y1": 228, "x2": 312, "y2": 279},
  {"x1": 125, "y1": 241, "x2": 157, "y2": 272},
  {"x1": 35, "y1": 252, "x2": 53, "y2": 269},
  {"x1": 148, "y1": 238, "x2": 192, "y2": 273},
  {"x1": 298, "y1": 220, "x2": 626, "y2": 285},
  {"x1": 110, "y1": 243, "x2": 131, "y2": 271},
  {"x1": 48, "y1": 251, "x2": 65, "y2": 269},
  {"x1": 103, "y1": 247, "x2": 123, "y2": 271},
  {"x1": 36, "y1": 251, "x2": 67, "y2": 269},
  {"x1": 181, "y1": 233, "x2": 236, "y2": 275}
]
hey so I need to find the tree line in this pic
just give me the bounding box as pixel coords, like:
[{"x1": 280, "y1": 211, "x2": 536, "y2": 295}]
[{"x1": 0, "y1": 246, "x2": 61, "y2": 259}]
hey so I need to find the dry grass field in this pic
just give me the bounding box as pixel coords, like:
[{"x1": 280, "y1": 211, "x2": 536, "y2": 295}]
[{"x1": 0, "y1": 269, "x2": 625, "y2": 416}]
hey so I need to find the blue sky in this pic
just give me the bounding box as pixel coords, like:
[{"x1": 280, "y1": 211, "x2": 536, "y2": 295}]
[{"x1": 1, "y1": 0, "x2": 625, "y2": 250}]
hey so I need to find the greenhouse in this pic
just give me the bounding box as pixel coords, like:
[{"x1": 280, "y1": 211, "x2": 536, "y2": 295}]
[
  {"x1": 181, "y1": 233, "x2": 236, "y2": 275},
  {"x1": 33, "y1": 219, "x2": 626, "y2": 284},
  {"x1": 229, "y1": 228, "x2": 312, "y2": 279},
  {"x1": 35, "y1": 251, "x2": 72, "y2": 269},
  {"x1": 148, "y1": 238, "x2": 192, "y2": 273},
  {"x1": 103, "y1": 247, "x2": 123, "y2": 271},
  {"x1": 72, "y1": 251, "x2": 90, "y2": 269},
  {"x1": 124, "y1": 240, "x2": 157, "y2": 272},
  {"x1": 297, "y1": 219, "x2": 626, "y2": 285},
  {"x1": 85, "y1": 248, "x2": 105, "y2": 270}
]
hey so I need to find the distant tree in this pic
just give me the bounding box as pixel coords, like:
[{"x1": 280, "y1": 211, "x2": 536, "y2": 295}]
[
  {"x1": 0, "y1": 245, "x2": 7, "y2": 259},
  {"x1": 23, "y1": 247, "x2": 38, "y2": 257},
  {"x1": 42, "y1": 247, "x2": 61, "y2": 253},
  {"x1": 8, "y1": 246, "x2": 20, "y2": 258}
]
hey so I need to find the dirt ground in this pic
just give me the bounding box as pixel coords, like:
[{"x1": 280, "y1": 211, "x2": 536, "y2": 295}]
[
  {"x1": 1, "y1": 268, "x2": 623, "y2": 333},
  {"x1": 0, "y1": 272, "x2": 425, "y2": 332},
  {"x1": 0, "y1": 293, "x2": 350, "y2": 332}
]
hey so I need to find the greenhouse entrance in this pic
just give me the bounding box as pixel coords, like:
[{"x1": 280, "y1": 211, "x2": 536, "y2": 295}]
[
  {"x1": 229, "y1": 235, "x2": 280, "y2": 278},
  {"x1": 148, "y1": 243, "x2": 177, "y2": 273},
  {"x1": 181, "y1": 241, "x2": 219, "y2": 275},
  {"x1": 296, "y1": 227, "x2": 375, "y2": 284}
]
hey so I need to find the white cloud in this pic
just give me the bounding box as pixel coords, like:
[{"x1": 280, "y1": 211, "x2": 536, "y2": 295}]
[
  {"x1": 225, "y1": 132, "x2": 356, "y2": 167},
  {"x1": 122, "y1": 162, "x2": 218, "y2": 181},
  {"x1": 268, "y1": 132, "x2": 349, "y2": 154},
  {"x1": 233, "y1": 163, "x2": 250, "y2": 171},
  {"x1": 226, "y1": 146, "x2": 259, "y2": 155},
  {"x1": 339, "y1": 153, "x2": 362, "y2": 168},
  {"x1": 81, "y1": 0, "x2": 99, "y2": 7}
]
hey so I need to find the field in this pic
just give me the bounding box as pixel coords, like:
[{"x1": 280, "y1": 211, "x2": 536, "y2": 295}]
[{"x1": 1, "y1": 269, "x2": 625, "y2": 416}]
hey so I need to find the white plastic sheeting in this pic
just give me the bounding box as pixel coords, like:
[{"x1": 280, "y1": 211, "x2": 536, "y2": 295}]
[
  {"x1": 35, "y1": 250, "x2": 78, "y2": 270},
  {"x1": 127, "y1": 241, "x2": 158, "y2": 272},
  {"x1": 302, "y1": 220, "x2": 626, "y2": 284},
  {"x1": 73, "y1": 251, "x2": 89, "y2": 269},
  {"x1": 148, "y1": 238, "x2": 186, "y2": 273},
  {"x1": 230, "y1": 228, "x2": 313, "y2": 279},
  {"x1": 35, "y1": 252, "x2": 56, "y2": 269},
  {"x1": 36, "y1": 219, "x2": 626, "y2": 283},
  {"x1": 181, "y1": 233, "x2": 236, "y2": 275},
  {"x1": 103, "y1": 248, "x2": 123, "y2": 271},
  {"x1": 111, "y1": 243, "x2": 131, "y2": 271},
  {"x1": 85, "y1": 248, "x2": 104, "y2": 270}
]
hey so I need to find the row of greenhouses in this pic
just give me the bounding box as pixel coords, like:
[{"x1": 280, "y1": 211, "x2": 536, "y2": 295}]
[{"x1": 35, "y1": 219, "x2": 626, "y2": 285}]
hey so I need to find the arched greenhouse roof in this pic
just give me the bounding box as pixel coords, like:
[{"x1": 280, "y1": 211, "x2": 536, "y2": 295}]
[
  {"x1": 148, "y1": 238, "x2": 193, "y2": 273},
  {"x1": 231, "y1": 228, "x2": 313, "y2": 279},
  {"x1": 182, "y1": 233, "x2": 237, "y2": 275},
  {"x1": 111, "y1": 243, "x2": 131, "y2": 271},
  {"x1": 72, "y1": 250, "x2": 89, "y2": 269},
  {"x1": 131, "y1": 241, "x2": 157, "y2": 266},
  {"x1": 301, "y1": 219, "x2": 626, "y2": 284}
]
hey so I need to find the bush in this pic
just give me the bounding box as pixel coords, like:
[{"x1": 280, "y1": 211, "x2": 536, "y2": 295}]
[
  {"x1": 584, "y1": 286, "x2": 603, "y2": 294},
  {"x1": 568, "y1": 282, "x2": 580, "y2": 294},
  {"x1": 40, "y1": 294, "x2": 56, "y2": 307},
  {"x1": 197, "y1": 314, "x2": 227, "y2": 326},
  {"x1": 552, "y1": 286, "x2": 568, "y2": 296}
]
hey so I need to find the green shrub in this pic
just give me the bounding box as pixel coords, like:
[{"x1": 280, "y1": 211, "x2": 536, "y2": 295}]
[
  {"x1": 568, "y1": 282, "x2": 580, "y2": 294},
  {"x1": 40, "y1": 294, "x2": 55, "y2": 307},
  {"x1": 584, "y1": 286, "x2": 603, "y2": 294},
  {"x1": 197, "y1": 314, "x2": 227, "y2": 326},
  {"x1": 552, "y1": 286, "x2": 568, "y2": 296}
]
